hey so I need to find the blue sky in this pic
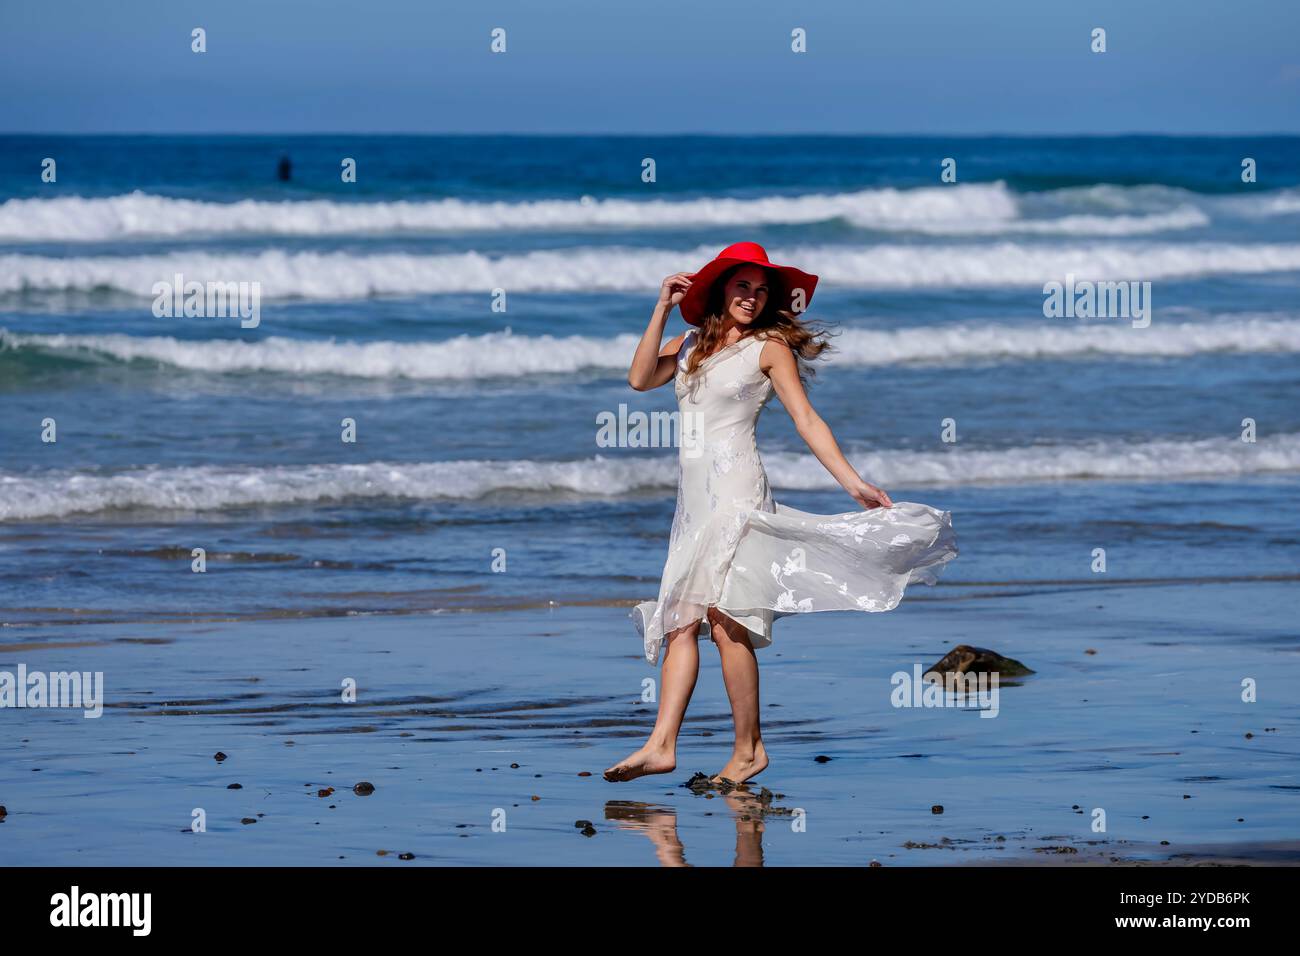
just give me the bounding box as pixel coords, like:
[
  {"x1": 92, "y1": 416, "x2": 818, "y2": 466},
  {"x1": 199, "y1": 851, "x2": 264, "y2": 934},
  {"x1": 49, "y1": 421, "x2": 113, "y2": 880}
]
[{"x1": 1, "y1": 0, "x2": 1297, "y2": 133}]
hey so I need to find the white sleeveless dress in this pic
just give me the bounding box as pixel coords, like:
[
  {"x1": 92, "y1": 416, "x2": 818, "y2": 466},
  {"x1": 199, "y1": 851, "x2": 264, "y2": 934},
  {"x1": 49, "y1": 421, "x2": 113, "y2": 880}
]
[{"x1": 631, "y1": 329, "x2": 958, "y2": 666}]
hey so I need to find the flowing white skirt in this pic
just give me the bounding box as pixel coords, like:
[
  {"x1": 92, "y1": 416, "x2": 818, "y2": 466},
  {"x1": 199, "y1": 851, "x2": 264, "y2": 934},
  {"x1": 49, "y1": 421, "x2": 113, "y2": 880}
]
[{"x1": 632, "y1": 500, "x2": 957, "y2": 665}]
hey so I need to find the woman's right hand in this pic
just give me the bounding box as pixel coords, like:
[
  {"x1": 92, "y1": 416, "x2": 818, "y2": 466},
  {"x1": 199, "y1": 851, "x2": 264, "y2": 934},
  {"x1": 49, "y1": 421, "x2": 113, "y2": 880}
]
[{"x1": 659, "y1": 272, "x2": 693, "y2": 309}]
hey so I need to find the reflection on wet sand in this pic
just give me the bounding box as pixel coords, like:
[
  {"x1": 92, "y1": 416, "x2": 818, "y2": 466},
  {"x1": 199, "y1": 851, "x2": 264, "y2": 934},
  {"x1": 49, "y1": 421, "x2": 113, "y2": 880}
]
[
  {"x1": 605, "y1": 775, "x2": 796, "y2": 867},
  {"x1": 605, "y1": 801, "x2": 689, "y2": 866}
]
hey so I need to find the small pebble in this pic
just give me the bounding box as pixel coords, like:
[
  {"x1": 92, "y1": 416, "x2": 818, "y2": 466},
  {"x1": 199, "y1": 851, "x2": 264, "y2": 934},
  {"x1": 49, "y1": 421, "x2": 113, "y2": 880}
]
[
  {"x1": 931, "y1": 805, "x2": 944, "y2": 814},
  {"x1": 240, "y1": 817, "x2": 256, "y2": 825},
  {"x1": 398, "y1": 852, "x2": 414, "y2": 860},
  {"x1": 353, "y1": 782, "x2": 375, "y2": 796},
  {"x1": 577, "y1": 771, "x2": 592, "y2": 777},
  {"x1": 814, "y1": 755, "x2": 832, "y2": 763},
  {"x1": 227, "y1": 784, "x2": 242, "y2": 790},
  {"x1": 214, "y1": 752, "x2": 228, "y2": 762}
]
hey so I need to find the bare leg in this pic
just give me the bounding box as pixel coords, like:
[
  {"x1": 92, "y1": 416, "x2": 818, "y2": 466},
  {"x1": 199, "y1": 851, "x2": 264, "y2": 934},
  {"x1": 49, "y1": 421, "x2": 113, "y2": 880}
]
[
  {"x1": 604, "y1": 622, "x2": 701, "y2": 781},
  {"x1": 707, "y1": 609, "x2": 768, "y2": 784}
]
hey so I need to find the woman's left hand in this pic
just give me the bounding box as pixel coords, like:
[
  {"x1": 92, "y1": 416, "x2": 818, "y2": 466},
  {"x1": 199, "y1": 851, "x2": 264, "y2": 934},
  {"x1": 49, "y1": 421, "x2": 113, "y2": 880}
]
[{"x1": 847, "y1": 478, "x2": 892, "y2": 510}]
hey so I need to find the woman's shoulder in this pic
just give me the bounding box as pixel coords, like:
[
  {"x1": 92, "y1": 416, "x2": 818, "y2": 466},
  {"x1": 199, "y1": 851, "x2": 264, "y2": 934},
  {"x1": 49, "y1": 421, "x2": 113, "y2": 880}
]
[
  {"x1": 658, "y1": 328, "x2": 694, "y2": 358},
  {"x1": 754, "y1": 329, "x2": 793, "y2": 351},
  {"x1": 754, "y1": 330, "x2": 796, "y2": 374}
]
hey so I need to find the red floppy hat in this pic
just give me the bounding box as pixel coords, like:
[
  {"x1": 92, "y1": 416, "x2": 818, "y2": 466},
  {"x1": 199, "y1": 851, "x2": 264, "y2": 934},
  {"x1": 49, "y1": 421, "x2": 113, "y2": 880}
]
[{"x1": 678, "y1": 242, "x2": 819, "y2": 326}]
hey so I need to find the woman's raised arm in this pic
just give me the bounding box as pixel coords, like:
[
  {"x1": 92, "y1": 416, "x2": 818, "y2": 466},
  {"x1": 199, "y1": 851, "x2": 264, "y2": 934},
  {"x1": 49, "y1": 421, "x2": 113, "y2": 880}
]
[{"x1": 628, "y1": 273, "x2": 692, "y2": 391}]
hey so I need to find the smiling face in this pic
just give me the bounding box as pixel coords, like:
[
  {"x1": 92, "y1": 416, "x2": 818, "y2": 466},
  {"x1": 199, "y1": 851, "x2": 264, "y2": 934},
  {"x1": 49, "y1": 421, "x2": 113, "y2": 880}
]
[{"x1": 722, "y1": 264, "x2": 773, "y2": 325}]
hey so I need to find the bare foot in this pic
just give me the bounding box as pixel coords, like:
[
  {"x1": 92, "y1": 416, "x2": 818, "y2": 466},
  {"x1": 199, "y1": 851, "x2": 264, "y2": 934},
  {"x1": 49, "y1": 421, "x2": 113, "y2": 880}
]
[
  {"x1": 711, "y1": 741, "x2": 768, "y2": 785},
  {"x1": 604, "y1": 744, "x2": 676, "y2": 782}
]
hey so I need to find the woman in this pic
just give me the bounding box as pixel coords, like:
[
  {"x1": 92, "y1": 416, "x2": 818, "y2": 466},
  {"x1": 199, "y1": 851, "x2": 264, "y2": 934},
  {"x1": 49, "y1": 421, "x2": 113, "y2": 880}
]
[{"x1": 604, "y1": 242, "x2": 957, "y2": 786}]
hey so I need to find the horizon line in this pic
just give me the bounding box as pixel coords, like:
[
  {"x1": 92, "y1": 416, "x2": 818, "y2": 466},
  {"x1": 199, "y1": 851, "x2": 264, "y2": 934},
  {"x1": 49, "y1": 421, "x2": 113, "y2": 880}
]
[{"x1": 3, "y1": 130, "x2": 1300, "y2": 139}]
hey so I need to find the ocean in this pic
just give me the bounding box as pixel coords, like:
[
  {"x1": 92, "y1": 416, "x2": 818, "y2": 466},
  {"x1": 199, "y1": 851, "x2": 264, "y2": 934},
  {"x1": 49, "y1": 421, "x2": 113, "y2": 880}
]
[
  {"x1": 1, "y1": 135, "x2": 1298, "y2": 865},
  {"x1": 3, "y1": 134, "x2": 1299, "y2": 622}
]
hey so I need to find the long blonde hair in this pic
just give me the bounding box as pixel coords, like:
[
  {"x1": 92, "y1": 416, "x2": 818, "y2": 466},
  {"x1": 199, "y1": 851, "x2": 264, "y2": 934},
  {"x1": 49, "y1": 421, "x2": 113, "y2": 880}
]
[{"x1": 683, "y1": 264, "x2": 832, "y2": 382}]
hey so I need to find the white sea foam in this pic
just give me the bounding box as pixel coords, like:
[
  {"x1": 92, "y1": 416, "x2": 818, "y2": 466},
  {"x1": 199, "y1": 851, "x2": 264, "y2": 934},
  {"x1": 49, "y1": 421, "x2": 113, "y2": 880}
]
[
  {"x1": 0, "y1": 183, "x2": 1232, "y2": 242},
  {"x1": 822, "y1": 316, "x2": 1300, "y2": 363},
  {"x1": 5, "y1": 316, "x2": 1300, "y2": 379},
  {"x1": 1225, "y1": 189, "x2": 1300, "y2": 217},
  {"x1": 3, "y1": 240, "x2": 1300, "y2": 300},
  {"x1": 3, "y1": 433, "x2": 1296, "y2": 519},
  {"x1": 0, "y1": 328, "x2": 642, "y2": 378}
]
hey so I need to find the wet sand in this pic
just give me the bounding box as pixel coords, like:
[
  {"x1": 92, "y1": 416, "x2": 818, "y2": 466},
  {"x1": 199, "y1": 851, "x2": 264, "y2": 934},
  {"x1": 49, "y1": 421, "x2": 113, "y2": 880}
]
[{"x1": 1, "y1": 578, "x2": 1298, "y2": 866}]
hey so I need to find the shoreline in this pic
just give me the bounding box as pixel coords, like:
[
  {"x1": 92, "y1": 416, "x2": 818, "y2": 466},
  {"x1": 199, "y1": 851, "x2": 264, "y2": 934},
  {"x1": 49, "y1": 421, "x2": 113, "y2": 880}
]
[{"x1": 5, "y1": 569, "x2": 1299, "y2": 630}]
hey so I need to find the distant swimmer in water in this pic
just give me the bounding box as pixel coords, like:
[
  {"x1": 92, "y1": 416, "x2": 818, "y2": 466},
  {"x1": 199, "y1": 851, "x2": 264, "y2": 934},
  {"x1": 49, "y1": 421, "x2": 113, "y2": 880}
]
[{"x1": 277, "y1": 155, "x2": 292, "y2": 182}]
